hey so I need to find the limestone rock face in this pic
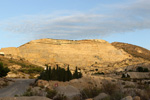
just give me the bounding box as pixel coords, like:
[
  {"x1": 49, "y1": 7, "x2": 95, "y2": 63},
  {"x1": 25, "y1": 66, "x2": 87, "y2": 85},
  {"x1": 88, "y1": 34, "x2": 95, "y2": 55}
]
[{"x1": 0, "y1": 39, "x2": 130, "y2": 67}]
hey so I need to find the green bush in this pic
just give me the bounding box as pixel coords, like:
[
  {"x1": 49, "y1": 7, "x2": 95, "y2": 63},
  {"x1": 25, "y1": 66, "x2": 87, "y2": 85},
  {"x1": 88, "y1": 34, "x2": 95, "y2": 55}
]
[
  {"x1": 143, "y1": 68, "x2": 149, "y2": 72},
  {"x1": 136, "y1": 67, "x2": 144, "y2": 72},
  {"x1": 19, "y1": 66, "x2": 44, "y2": 74},
  {"x1": 136, "y1": 67, "x2": 149, "y2": 72},
  {"x1": 81, "y1": 87, "x2": 102, "y2": 99},
  {"x1": 0, "y1": 62, "x2": 10, "y2": 77}
]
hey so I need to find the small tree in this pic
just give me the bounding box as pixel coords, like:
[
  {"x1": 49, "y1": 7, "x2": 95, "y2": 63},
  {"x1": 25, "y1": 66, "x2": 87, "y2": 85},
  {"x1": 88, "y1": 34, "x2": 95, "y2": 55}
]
[
  {"x1": 0, "y1": 62, "x2": 10, "y2": 77},
  {"x1": 66, "y1": 66, "x2": 72, "y2": 81},
  {"x1": 136, "y1": 67, "x2": 144, "y2": 72},
  {"x1": 143, "y1": 68, "x2": 149, "y2": 72},
  {"x1": 38, "y1": 65, "x2": 82, "y2": 82},
  {"x1": 73, "y1": 67, "x2": 78, "y2": 79}
]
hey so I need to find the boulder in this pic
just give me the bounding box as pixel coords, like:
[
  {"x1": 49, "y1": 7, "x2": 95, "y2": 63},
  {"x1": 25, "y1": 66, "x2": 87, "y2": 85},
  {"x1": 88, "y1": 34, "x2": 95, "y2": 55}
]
[
  {"x1": 6, "y1": 72, "x2": 29, "y2": 79},
  {"x1": 133, "y1": 96, "x2": 140, "y2": 100},
  {"x1": 121, "y1": 96, "x2": 133, "y2": 100},
  {"x1": 93, "y1": 93, "x2": 109, "y2": 100},
  {"x1": 55, "y1": 85, "x2": 80, "y2": 100}
]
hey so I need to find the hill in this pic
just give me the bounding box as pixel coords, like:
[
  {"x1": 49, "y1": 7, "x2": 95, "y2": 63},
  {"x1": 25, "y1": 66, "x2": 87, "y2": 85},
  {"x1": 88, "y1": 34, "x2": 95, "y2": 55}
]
[
  {"x1": 1, "y1": 39, "x2": 150, "y2": 74},
  {"x1": 112, "y1": 42, "x2": 150, "y2": 61},
  {"x1": 0, "y1": 39, "x2": 130, "y2": 68}
]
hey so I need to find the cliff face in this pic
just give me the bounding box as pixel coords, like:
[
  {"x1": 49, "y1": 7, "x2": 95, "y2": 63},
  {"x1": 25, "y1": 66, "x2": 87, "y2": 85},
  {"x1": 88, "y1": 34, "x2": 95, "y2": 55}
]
[{"x1": 0, "y1": 39, "x2": 130, "y2": 67}]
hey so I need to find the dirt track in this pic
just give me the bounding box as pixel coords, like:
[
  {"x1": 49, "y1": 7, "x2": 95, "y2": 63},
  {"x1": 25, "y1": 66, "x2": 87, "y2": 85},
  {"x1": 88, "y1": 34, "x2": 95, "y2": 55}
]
[{"x1": 0, "y1": 79, "x2": 35, "y2": 97}]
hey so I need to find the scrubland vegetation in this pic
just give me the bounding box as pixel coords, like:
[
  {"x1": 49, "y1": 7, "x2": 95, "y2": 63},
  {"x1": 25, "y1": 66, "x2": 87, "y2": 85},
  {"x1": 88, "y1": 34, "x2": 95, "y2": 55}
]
[{"x1": 112, "y1": 42, "x2": 150, "y2": 60}]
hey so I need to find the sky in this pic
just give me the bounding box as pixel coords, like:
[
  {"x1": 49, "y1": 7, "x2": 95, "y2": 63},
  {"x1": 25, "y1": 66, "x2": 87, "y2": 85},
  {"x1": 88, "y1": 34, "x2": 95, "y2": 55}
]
[{"x1": 0, "y1": 0, "x2": 150, "y2": 49}]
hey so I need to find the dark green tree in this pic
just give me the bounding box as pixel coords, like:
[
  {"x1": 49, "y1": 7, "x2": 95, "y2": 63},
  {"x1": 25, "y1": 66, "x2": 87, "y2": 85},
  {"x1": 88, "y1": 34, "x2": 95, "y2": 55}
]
[
  {"x1": 121, "y1": 74, "x2": 125, "y2": 78},
  {"x1": 136, "y1": 67, "x2": 144, "y2": 72},
  {"x1": 38, "y1": 65, "x2": 82, "y2": 82},
  {"x1": 66, "y1": 66, "x2": 72, "y2": 81},
  {"x1": 73, "y1": 67, "x2": 78, "y2": 79},
  {"x1": 0, "y1": 62, "x2": 10, "y2": 77},
  {"x1": 143, "y1": 68, "x2": 149, "y2": 72},
  {"x1": 78, "y1": 72, "x2": 82, "y2": 78}
]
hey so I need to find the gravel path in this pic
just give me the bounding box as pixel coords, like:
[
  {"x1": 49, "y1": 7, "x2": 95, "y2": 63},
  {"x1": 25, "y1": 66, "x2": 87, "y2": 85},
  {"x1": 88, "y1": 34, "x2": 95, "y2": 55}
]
[{"x1": 0, "y1": 79, "x2": 35, "y2": 97}]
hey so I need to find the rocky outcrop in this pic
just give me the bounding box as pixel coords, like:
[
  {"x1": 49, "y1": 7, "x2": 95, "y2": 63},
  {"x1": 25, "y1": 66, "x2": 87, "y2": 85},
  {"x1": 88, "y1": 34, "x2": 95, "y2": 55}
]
[
  {"x1": 55, "y1": 85, "x2": 80, "y2": 100},
  {"x1": 93, "y1": 93, "x2": 109, "y2": 100},
  {"x1": 0, "y1": 39, "x2": 130, "y2": 68}
]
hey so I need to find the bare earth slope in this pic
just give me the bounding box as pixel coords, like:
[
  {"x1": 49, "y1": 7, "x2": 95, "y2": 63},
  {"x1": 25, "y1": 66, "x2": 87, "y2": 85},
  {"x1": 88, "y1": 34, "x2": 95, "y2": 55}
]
[{"x1": 0, "y1": 39, "x2": 130, "y2": 67}]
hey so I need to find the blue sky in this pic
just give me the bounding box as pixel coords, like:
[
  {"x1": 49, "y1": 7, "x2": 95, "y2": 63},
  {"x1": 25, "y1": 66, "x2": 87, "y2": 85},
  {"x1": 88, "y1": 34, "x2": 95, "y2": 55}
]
[{"x1": 0, "y1": 0, "x2": 150, "y2": 50}]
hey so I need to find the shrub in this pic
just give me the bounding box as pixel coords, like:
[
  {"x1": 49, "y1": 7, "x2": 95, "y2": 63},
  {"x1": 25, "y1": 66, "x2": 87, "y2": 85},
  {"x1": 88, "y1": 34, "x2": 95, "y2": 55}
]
[
  {"x1": 102, "y1": 82, "x2": 119, "y2": 95},
  {"x1": 110, "y1": 92, "x2": 125, "y2": 100},
  {"x1": 22, "y1": 88, "x2": 33, "y2": 96},
  {"x1": 19, "y1": 67, "x2": 44, "y2": 74},
  {"x1": 92, "y1": 72, "x2": 104, "y2": 75},
  {"x1": 46, "y1": 88, "x2": 57, "y2": 99},
  {"x1": 143, "y1": 68, "x2": 149, "y2": 72},
  {"x1": 80, "y1": 87, "x2": 102, "y2": 99},
  {"x1": 121, "y1": 74, "x2": 130, "y2": 78},
  {"x1": 0, "y1": 62, "x2": 10, "y2": 77},
  {"x1": 80, "y1": 81, "x2": 126, "y2": 100},
  {"x1": 136, "y1": 67, "x2": 144, "y2": 72},
  {"x1": 136, "y1": 67, "x2": 149, "y2": 72}
]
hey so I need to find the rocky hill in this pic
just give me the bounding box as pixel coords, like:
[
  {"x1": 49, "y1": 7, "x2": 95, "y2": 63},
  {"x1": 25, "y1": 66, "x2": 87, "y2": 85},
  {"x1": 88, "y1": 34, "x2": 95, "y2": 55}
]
[
  {"x1": 1, "y1": 39, "x2": 150, "y2": 74},
  {"x1": 0, "y1": 39, "x2": 130, "y2": 68}
]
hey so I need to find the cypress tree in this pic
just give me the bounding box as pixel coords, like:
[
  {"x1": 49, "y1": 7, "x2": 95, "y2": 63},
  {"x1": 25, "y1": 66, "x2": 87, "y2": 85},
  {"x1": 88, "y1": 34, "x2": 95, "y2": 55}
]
[
  {"x1": 38, "y1": 65, "x2": 82, "y2": 81},
  {"x1": 45, "y1": 65, "x2": 49, "y2": 80},
  {"x1": 48, "y1": 66, "x2": 51, "y2": 80},
  {"x1": 78, "y1": 72, "x2": 82, "y2": 78},
  {"x1": 73, "y1": 66, "x2": 78, "y2": 79},
  {"x1": 66, "y1": 65, "x2": 72, "y2": 81},
  {"x1": 51, "y1": 67, "x2": 56, "y2": 80}
]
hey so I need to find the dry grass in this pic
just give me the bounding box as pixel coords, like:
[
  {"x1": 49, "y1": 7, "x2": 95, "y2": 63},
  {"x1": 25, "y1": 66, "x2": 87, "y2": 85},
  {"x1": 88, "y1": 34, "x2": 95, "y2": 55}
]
[
  {"x1": 112, "y1": 42, "x2": 150, "y2": 60},
  {"x1": 0, "y1": 56, "x2": 44, "y2": 78},
  {"x1": 0, "y1": 55, "x2": 39, "y2": 68}
]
